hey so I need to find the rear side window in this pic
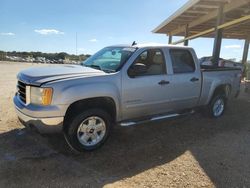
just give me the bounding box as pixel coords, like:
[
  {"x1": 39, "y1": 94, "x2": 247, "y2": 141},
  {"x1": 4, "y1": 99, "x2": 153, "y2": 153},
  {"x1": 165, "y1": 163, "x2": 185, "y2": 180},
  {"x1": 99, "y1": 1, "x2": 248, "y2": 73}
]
[{"x1": 170, "y1": 49, "x2": 195, "y2": 74}]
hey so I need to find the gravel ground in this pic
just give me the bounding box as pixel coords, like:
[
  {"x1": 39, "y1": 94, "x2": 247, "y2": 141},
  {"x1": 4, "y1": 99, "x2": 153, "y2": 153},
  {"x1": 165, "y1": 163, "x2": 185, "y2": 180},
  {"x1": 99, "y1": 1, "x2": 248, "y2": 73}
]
[{"x1": 0, "y1": 61, "x2": 250, "y2": 188}]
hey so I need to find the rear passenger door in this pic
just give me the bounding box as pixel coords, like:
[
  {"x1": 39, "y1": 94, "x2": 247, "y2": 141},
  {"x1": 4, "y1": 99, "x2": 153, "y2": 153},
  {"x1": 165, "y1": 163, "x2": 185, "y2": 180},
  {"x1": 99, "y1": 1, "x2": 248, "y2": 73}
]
[{"x1": 168, "y1": 49, "x2": 201, "y2": 110}]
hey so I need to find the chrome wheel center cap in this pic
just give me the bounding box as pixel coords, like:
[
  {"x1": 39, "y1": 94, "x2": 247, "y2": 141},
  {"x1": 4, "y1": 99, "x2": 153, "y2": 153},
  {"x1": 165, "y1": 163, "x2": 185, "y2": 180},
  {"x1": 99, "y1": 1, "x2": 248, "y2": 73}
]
[{"x1": 89, "y1": 128, "x2": 94, "y2": 133}]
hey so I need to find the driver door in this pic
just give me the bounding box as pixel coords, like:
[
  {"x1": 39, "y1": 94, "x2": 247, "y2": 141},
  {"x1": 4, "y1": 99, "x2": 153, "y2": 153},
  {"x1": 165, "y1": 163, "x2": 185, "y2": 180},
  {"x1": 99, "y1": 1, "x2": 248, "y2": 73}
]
[{"x1": 121, "y1": 48, "x2": 173, "y2": 120}]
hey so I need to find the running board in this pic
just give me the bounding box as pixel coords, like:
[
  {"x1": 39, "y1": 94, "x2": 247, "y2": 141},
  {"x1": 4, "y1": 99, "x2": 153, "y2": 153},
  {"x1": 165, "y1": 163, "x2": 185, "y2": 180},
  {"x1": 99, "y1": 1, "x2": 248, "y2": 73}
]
[
  {"x1": 120, "y1": 113, "x2": 180, "y2": 127},
  {"x1": 119, "y1": 110, "x2": 195, "y2": 127}
]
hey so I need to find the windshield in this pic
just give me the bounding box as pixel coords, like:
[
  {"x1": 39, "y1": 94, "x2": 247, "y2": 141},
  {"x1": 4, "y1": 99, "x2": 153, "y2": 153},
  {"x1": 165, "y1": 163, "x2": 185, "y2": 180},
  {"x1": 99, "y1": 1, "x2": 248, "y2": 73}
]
[{"x1": 81, "y1": 47, "x2": 136, "y2": 73}]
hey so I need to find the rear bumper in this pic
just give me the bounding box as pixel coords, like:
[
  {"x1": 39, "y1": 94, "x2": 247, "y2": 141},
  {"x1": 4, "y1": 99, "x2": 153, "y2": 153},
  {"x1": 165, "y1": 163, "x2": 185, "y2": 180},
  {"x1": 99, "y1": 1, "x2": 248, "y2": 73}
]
[{"x1": 16, "y1": 108, "x2": 63, "y2": 133}]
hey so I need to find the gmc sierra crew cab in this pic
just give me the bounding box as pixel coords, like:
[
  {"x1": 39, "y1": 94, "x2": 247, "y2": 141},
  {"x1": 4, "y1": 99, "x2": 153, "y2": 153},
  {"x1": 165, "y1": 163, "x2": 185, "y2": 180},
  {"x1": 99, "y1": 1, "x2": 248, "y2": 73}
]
[{"x1": 14, "y1": 44, "x2": 241, "y2": 151}]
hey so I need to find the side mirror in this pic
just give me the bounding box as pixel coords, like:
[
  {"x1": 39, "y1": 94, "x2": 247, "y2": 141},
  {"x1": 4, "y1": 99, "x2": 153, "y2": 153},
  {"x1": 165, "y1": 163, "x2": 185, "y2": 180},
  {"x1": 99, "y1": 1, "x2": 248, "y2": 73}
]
[{"x1": 128, "y1": 63, "x2": 147, "y2": 77}]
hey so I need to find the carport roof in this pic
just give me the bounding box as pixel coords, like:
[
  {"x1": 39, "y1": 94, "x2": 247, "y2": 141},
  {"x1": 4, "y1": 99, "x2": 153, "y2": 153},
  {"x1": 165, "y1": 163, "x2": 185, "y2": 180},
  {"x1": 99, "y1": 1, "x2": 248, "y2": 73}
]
[{"x1": 153, "y1": 0, "x2": 250, "y2": 39}]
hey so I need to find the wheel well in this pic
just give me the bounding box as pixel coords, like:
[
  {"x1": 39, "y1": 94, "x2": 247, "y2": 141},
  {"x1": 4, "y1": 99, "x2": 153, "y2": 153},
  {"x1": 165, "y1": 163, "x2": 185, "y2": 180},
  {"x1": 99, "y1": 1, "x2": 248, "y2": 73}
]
[
  {"x1": 63, "y1": 97, "x2": 116, "y2": 130},
  {"x1": 212, "y1": 84, "x2": 231, "y2": 99}
]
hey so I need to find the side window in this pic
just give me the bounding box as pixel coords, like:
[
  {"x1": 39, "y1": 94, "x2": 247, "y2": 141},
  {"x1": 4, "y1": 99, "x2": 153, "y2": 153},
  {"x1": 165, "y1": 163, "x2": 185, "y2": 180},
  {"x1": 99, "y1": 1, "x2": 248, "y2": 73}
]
[
  {"x1": 170, "y1": 49, "x2": 195, "y2": 74},
  {"x1": 128, "y1": 49, "x2": 166, "y2": 77}
]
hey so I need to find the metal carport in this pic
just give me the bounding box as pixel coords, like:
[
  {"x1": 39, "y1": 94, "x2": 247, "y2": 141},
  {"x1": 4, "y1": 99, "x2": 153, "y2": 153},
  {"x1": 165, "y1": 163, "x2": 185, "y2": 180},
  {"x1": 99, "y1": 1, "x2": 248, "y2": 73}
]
[{"x1": 153, "y1": 0, "x2": 250, "y2": 65}]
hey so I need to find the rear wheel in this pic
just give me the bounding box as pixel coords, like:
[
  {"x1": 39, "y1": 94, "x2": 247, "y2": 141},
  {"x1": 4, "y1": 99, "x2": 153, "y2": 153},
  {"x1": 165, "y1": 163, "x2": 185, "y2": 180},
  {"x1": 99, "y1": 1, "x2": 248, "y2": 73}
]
[
  {"x1": 207, "y1": 94, "x2": 227, "y2": 118},
  {"x1": 64, "y1": 109, "x2": 112, "y2": 152}
]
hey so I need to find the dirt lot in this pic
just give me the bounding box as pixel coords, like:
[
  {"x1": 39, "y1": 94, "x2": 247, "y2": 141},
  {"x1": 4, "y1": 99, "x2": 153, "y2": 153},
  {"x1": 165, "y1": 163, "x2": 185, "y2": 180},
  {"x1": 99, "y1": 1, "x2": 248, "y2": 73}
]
[{"x1": 0, "y1": 61, "x2": 250, "y2": 188}]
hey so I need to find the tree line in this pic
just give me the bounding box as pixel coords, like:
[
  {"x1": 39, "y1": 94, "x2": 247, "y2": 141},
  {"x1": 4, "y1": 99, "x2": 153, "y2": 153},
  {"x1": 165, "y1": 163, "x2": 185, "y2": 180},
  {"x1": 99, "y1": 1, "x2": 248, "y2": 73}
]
[{"x1": 0, "y1": 51, "x2": 91, "y2": 61}]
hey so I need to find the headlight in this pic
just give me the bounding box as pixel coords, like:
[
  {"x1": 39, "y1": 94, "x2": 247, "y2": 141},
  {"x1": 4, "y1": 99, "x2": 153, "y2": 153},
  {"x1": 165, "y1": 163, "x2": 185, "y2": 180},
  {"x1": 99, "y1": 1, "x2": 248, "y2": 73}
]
[{"x1": 30, "y1": 87, "x2": 53, "y2": 106}]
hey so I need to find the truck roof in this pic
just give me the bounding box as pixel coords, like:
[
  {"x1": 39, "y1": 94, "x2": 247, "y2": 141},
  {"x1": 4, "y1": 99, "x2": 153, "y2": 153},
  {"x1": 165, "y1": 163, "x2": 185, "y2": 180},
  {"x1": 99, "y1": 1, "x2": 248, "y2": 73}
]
[{"x1": 107, "y1": 43, "x2": 193, "y2": 49}]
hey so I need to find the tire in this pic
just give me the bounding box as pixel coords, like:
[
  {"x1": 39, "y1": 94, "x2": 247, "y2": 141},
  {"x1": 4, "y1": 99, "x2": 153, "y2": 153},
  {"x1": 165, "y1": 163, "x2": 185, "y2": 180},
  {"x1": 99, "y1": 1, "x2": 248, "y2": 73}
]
[
  {"x1": 63, "y1": 108, "x2": 112, "y2": 152},
  {"x1": 207, "y1": 94, "x2": 227, "y2": 118}
]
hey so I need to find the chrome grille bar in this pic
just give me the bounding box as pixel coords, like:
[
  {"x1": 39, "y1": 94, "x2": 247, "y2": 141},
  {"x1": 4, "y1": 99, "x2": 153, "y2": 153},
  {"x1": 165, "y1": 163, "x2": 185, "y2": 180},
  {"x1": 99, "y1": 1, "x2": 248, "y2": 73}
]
[{"x1": 17, "y1": 80, "x2": 26, "y2": 103}]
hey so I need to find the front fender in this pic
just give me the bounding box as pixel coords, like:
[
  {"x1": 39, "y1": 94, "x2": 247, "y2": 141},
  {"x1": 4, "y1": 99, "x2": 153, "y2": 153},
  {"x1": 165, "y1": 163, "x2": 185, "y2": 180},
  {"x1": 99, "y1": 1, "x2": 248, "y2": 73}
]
[{"x1": 51, "y1": 81, "x2": 121, "y2": 120}]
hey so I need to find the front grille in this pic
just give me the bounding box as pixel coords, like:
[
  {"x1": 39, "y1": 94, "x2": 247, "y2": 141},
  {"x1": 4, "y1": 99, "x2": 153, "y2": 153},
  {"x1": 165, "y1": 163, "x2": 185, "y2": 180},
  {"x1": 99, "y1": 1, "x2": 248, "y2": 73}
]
[{"x1": 17, "y1": 80, "x2": 26, "y2": 103}]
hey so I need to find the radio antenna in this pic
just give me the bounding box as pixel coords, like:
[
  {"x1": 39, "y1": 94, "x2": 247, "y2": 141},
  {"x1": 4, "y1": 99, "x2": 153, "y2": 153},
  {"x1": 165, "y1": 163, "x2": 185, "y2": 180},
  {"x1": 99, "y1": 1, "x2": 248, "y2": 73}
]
[{"x1": 132, "y1": 41, "x2": 137, "y2": 46}]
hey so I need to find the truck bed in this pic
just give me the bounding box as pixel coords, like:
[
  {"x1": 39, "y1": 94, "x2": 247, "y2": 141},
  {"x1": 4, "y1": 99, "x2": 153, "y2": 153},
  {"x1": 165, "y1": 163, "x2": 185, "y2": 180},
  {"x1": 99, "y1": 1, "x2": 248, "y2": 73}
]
[
  {"x1": 201, "y1": 65, "x2": 242, "y2": 72},
  {"x1": 199, "y1": 66, "x2": 241, "y2": 106}
]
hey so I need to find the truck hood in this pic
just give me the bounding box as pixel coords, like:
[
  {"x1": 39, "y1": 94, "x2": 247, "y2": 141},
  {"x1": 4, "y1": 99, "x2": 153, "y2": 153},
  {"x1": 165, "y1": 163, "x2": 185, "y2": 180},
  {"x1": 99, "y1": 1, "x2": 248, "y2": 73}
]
[{"x1": 17, "y1": 65, "x2": 106, "y2": 86}]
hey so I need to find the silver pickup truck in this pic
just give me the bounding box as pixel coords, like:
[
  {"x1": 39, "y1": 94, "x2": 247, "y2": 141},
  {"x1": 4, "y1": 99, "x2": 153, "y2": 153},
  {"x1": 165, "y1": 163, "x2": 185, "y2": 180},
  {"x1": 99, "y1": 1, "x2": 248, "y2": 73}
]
[{"x1": 14, "y1": 44, "x2": 241, "y2": 151}]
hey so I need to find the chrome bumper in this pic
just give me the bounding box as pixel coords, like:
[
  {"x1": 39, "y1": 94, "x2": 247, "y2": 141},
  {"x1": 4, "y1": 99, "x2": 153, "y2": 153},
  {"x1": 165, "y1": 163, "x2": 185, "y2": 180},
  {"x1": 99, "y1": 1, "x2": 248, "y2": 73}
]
[{"x1": 16, "y1": 108, "x2": 63, "y2": 133}]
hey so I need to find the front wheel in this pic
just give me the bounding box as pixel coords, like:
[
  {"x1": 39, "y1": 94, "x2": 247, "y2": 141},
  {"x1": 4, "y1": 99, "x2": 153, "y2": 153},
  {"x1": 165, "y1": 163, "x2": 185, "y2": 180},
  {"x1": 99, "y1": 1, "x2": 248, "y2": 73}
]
[
  {"x1": 207, "y1": 94, "x2": 227, "y2": 118},
  {"x1": 64, "y1": 109, "x2": 112, "y2": 152}
]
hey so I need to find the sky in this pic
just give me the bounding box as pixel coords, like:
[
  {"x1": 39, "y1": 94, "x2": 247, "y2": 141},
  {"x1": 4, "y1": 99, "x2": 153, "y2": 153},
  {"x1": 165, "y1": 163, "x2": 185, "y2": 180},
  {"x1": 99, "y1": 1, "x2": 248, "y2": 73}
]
[{"x1": 0, "y1": 0, "x2": 249, "y2": 61}]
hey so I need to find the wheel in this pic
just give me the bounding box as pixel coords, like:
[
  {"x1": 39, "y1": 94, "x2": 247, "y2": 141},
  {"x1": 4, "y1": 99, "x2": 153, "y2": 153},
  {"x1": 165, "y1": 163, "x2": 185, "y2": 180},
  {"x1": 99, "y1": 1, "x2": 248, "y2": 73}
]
[
  {"x1": 64, "y1": 109, "x2": 112, "y2": 152},
  {"x1": 207, "y1": 94, "x2": 227, "y2": 118}
]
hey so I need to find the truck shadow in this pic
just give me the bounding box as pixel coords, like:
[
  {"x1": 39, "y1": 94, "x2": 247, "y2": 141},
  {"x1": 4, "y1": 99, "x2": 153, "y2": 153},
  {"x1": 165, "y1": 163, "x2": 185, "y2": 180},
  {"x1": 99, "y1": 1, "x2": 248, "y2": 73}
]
[{"x1": 0, "y1": 99, "x2": 249, "y2": 187}]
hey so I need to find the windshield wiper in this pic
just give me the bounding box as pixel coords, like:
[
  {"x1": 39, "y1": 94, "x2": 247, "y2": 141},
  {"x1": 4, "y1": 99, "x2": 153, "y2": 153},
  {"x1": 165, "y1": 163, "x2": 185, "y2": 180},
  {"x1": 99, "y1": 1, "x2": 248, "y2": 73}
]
[
  {"x1": 90, "y1": 64, "x2": 102, "y2": 70},
  {"x1": 83, "y1": 64, "x2": 115, "y2": 73},
  {"x1": 83, "y1": 64, "x2": 103, "y2": 71},
  {"x1": 102, "y1": 68, "x2": 116, "y2": 73}
]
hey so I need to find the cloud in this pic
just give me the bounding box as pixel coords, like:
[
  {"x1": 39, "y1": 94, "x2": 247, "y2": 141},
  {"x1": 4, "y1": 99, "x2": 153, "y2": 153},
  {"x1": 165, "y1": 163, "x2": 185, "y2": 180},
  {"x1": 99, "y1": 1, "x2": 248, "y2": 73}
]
[
  {"x1": 34, "y1": 29, "x2": 64, "y2": 35},
  {"x1": 224, "y1": 45, "x2": 242, "y2": 49},
  {"x1": 89, "y1": 38, "x2": 98, "y2": 42},
  {"x1": 0, "y1": 32, "x2": 15, "y2": 36}
]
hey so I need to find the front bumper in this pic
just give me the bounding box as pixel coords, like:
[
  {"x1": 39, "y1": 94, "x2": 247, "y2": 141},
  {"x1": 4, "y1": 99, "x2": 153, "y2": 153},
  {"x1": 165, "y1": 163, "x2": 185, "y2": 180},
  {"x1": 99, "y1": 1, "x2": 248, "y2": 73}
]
[
  {"x1": 16, "y1": 108, "x2": 63, "y2": 133},
  {"x1": 14, "y1": 95, "x2": 64, "y2": 133}
]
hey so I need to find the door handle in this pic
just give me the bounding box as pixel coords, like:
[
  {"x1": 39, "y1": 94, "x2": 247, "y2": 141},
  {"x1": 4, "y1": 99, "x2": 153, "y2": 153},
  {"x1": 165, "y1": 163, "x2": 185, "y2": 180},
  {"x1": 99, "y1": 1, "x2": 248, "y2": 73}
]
[
  {"x1": 190, "y1": 77, "x2": 199, "y2": 82},
  {"x1": 158, "y1": 80, "x2": 170, "y2": 85}
]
